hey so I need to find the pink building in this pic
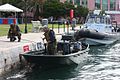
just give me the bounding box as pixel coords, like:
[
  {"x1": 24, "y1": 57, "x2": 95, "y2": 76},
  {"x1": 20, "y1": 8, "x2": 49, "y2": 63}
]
[
  {"x1": 60, "y1": 0, "x2": 120, "y2": 11},
  {"x1": 60, "y1": 0, "x2": 120, "y2": 24}
]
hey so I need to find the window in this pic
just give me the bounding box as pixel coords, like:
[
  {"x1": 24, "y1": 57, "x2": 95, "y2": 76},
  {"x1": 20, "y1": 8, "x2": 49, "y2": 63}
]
[
  {"x1": 81, "y1": 0, "x2": 87, "y2": 7},
  {"x1": 110, "y1": 0, "x2": 116, "y2": 10},
  {"x1": 87, "y1": 17, "x2": 95, "y2": 23},
  {"x1": 69, "y1": 0, "x2": 73, "y2": 3},
  {"x1": 75, "y1": 0, "x2": 80, "y2": 5},
  {"x1": 102, "y1": 0, "x2": 108, "y2": 10},
  {"x1": 96, "y1": 17, "x2": 101, "y2": 23},
  {"x1": 95, "y1": 0, "x2": 100, "y2": 9},
  {"x1": 67, "y1": 0, "x2": 72, "y2": 3},
  {"x1": 111, "y1": 15, "x2": 115, "y2": 20}
]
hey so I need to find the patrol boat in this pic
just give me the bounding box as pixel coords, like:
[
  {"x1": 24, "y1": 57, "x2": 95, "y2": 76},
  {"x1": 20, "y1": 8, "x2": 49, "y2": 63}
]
[
  {"x1": 22, "y1": 34, "x2": 89, "y2": 66},
  {"x1": 75, "y1": 11, "x2": 120, "y2": 46}
]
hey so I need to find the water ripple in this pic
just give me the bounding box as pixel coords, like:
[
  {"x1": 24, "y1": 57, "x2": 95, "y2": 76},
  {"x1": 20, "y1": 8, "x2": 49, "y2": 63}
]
[{"x1": 2, "y1": 41, "x2": 120, "y2": 80}]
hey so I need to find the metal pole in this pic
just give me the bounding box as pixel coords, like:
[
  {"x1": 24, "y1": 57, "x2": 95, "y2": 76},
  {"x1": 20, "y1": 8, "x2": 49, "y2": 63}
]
[
  {"x1": 67, "y1": 24, "x2": 69, "y2": 34},
  {"x1": 52, "y1": 21, "x2": 54, "y2": 30},
  {"x1": 24, "y1": 0, "x2": 27, "y2": 33},
  {"x1": 63, "y1": 22, "x2": 65, "y2": 32},
  {"x1": 58, "y1": 22, "x2": 60, "y2": 33},
  {"x1": 15, "y1": 12, "x2": 16, "y2": 18}
]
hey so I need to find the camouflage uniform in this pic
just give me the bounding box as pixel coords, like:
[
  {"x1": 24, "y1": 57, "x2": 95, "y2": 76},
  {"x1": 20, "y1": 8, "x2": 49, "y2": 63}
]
[
  {"x1": 44, "y1": 29, "x2": 56, "y2": 55},
  {"x1": 8, "y1": 24, "x2": 21, "y2": 42}
]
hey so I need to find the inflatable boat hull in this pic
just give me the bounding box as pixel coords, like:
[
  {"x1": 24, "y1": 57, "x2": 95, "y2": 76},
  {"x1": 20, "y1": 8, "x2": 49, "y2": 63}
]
[{"x1": 75, "y1": 29, "x2": 120, "y2": 45}]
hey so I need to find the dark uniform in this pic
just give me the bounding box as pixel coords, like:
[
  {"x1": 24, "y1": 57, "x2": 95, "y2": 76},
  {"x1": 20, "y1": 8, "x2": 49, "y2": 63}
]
[
  {"x1": 44, "y1": 29, "x2": 56, "y2": 55},
  {"x1": 8, "y1": 24, "x2": 21, "y2": 42}
]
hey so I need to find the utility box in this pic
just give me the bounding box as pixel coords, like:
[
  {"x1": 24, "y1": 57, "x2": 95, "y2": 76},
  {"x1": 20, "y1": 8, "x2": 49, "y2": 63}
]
[{"x1": 42, "y1": 19, "x2": 48, "y2": 26}]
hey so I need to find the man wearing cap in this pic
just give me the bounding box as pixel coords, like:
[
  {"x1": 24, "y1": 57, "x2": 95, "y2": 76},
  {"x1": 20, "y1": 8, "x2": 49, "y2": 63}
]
[{"x1": 42, "y1": 26, "x2": 57, "y2": 55}]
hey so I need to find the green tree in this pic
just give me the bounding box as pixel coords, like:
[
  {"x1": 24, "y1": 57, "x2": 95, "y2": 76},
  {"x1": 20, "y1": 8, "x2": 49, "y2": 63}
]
[
  {"x1": 34, "y1": 4, "x2": 40, "y2": 20},
  {"x1": 1, "y1": 0, "x2": 22, "y2": 8},
  {"x1": 43, "y1": 0, "x2": 74, "y2": 18},
  {"x1": 1, "y1": 0, "x2": 88, "y2": 21},
  {"x1": 74, "y1": 6, "x2": 88, "y2": 17},
  {"x1": 43, "y1": 1, "x2": 88, "y2": 19}
]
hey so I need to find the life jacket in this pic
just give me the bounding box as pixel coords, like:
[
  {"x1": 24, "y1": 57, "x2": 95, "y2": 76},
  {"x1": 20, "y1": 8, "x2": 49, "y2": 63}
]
[
  {"x1": 44, "y1": 30, "x2": 51, "y2": 42},
  {"x1": 44, "y1": 30, "x2": 56, "y2": 42}
]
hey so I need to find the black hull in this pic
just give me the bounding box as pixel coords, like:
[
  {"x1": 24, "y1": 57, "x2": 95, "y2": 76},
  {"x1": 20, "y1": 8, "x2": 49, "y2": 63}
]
[
  {"x1": 74, "y1": 28, "x2": 120, "y2": 45},
  {"x1": 22, "y1": 46, "x2": 89, "y2": 66},
  {"x1": 23, "y1": 54, "x2": 74, "y2": 66},
  {"x1": 22, "y1": 42, "x2": 89, "y2": 66},
  {"x1": 75, "y1": 29, "x2": 106, "y2": 40}
]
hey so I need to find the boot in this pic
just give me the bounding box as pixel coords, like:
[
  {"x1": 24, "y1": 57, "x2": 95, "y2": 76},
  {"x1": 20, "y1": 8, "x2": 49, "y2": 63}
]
[
  {"x1": 18, "y1": 39, "x2": 20, "y2": 42},
  {"x1": 18, "y1": 36, "x2": 21, "y2": 42}
]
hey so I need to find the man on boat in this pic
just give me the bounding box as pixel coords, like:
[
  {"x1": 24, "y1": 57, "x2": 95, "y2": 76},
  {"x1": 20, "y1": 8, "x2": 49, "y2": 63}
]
[{"x1": 42, "y1": 25, "x2": 57, "y2": 55}]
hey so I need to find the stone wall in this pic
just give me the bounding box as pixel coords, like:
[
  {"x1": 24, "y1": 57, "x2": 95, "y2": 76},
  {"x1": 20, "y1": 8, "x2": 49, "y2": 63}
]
[{"x1": 0, "y1": 42, "x2": 40, "y2": 75}]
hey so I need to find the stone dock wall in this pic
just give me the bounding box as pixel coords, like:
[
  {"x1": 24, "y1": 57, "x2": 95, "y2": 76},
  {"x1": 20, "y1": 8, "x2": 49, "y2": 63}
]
[
  {"x1": 0, "y1": 27, "x2": 74, "y2": 75},
  {"x1": 0, "y1": 31, "x2": 62, "y2": 75},
  {"x1": 0, "y1": 33, "x2": 45, "y2": 75}
]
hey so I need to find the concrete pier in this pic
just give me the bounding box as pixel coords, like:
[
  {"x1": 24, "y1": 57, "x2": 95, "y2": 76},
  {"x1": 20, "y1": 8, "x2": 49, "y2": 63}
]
[
  {"x1": 0, "y1": 26, "x2": 80, "y2": 75},
  {"x1": 0, "y1": 29, "x2": 65, "y2": 75}
]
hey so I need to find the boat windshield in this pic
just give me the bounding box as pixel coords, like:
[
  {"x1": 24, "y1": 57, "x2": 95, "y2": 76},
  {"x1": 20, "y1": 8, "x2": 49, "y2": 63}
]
[
  {"x1": 96, "y1": 17, "x2": 104, "y2": 23},
  {"x1": 86, "y1": 15, "x2": 111, "y2": 24},
  {"x1": 87, "y1": 17, "x2": 95, "y2": 23},
  {"x1": 104, "y1": 17, "x2": 111, "y2": 24}
]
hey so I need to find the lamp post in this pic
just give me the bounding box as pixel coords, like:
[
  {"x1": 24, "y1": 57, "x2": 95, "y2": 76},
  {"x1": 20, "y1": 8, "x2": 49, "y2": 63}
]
[{"x1": 24, "y1": 0, "x2": 27, "y2": 33}]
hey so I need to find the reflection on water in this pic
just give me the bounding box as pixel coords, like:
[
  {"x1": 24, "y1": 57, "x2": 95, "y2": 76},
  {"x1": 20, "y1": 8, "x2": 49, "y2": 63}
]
[
  {"x1": 26, "y1": 65, "x2": 78, "y2": 80},
  {"x1": 2, "y1": 41, "x2": 120, "y2": 80}
]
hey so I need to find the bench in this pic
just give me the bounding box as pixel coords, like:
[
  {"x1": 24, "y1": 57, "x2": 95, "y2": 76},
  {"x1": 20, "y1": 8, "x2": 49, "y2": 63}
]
[{"x1": 31, "y1": 21, "x2": 42, "y2": 32}]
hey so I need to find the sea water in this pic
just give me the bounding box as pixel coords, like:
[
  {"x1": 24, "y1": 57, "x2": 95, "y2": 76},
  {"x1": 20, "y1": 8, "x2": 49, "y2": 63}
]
[{"x1": 1, "y1": 41, "x2": 120, "y2": 80}]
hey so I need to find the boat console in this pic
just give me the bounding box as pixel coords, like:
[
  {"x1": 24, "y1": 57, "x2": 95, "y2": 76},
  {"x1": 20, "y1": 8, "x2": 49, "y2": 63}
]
[
  {"x1": 61, "y1": 34, "x2": 74, "y2": 41},
  {"x1": 57, "y1": 34, "x2": 82, "y2": 55}
]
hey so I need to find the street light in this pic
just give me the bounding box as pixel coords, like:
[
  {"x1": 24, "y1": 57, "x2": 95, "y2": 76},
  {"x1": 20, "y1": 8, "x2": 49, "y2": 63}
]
[{"x1": 24, "y1": 0, "x2": 27, "y2": 33}]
